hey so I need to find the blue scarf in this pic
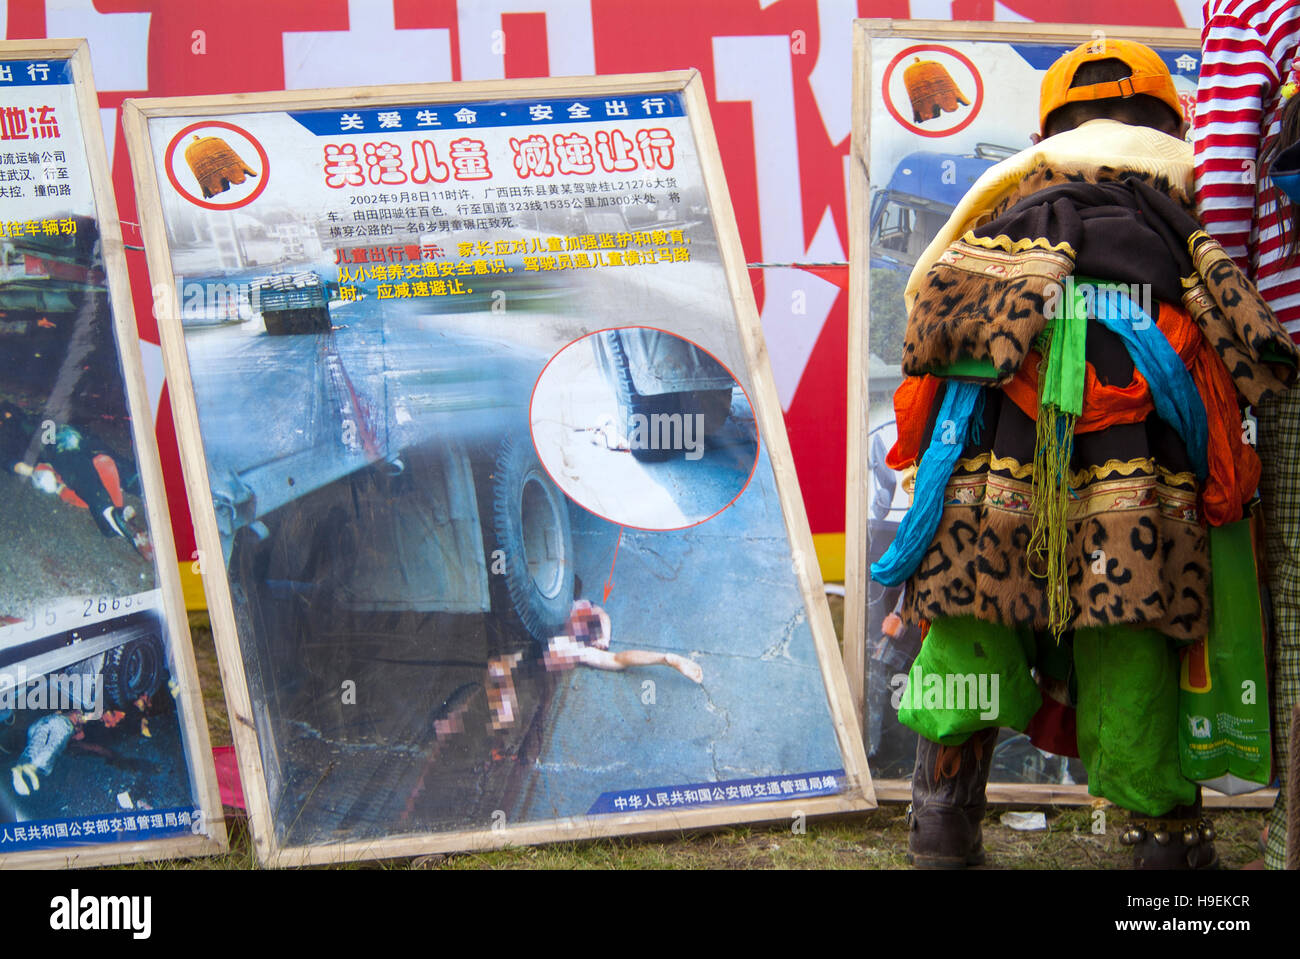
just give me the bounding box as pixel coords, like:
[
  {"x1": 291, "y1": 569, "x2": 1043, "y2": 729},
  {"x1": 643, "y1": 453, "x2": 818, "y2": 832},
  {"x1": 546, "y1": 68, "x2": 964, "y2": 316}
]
[{"x1": 871, "y1": 380, "x2": 982, "y2": 587}]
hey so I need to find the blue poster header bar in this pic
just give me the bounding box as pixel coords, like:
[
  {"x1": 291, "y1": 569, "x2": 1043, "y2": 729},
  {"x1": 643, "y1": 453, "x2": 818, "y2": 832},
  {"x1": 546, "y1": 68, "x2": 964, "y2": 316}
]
[
  {"x1": 1010, "y1": 44, "x2": 1199, "y2": 78},
  {"x1": 0, "y1": 806, "x2": 201, "y2": 851},
  {"x1": 0, "y1": 59, "x2": 73, "y2": 86},
  {"x1": 290, "y1": 92, "x2": 686, "y2": 137},
  {"x1": 587, "y1": 768, "x2": 846, "y2": 816}
]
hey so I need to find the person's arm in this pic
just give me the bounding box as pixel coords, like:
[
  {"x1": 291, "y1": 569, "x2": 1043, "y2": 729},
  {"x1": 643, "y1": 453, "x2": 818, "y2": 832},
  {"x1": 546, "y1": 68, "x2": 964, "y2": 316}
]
[
  {"x1": 576, "y1": 646, "x2": 652, "y2": 671},
  {"x1": 575, "y1": 645, "x2": 703, "y2": 683},
  {"x1": 1194, "y1": 1, "x2": 1279, "y2": 273},
  {"x1": 592, "y1": 605, "x2": 612, "y2": 650}
]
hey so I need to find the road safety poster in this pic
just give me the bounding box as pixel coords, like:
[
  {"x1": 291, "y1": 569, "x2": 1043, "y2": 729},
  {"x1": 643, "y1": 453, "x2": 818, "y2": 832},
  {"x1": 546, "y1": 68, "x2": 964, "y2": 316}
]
[
  {"x1": 0, "y1": 41, "x2": 223, "y2": 867},
  {"x1": 126, "y1": 72, "x2": 871, "y2": 865},
  {"x1": 848, "y1": 22, "x2": 1199, "y2": 794}
]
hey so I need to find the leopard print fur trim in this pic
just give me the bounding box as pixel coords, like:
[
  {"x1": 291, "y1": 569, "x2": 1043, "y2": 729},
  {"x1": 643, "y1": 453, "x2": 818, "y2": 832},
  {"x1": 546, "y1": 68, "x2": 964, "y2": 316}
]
[
  {"x1": 1181, "y1": 283, "x2": 1293, "y2": 407},
  {"x1": 990, "y1": 164, "x2": 1194, "y2": 219},
  {"x1": 903, "y1": 162, "x2": 1297, "y2": 399},
  {"x1": 1184, "y1": 232, "x2": 1300, "y2": 405},
  {"x1": 903, "y1": 162, "x2": 1185, "y2": 381},
  {"x1": 903, "y1": 463, "x2": 1209, "y2": 643},
  {"x1": 902, "y1": 245, "x2": 1073, "y2": 380}
]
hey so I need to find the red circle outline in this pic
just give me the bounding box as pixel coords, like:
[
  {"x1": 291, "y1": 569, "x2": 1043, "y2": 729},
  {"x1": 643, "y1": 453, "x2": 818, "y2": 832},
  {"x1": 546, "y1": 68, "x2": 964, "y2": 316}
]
[
  {"x1": 164, "y1": 120, "x2": 270, "y2": 211},
  {"x1": 882, "y1": 44, "x2": 985, "y2": 139},
  {"x1": 528, "y1": 325, "x2": 760, "y2": 533}
]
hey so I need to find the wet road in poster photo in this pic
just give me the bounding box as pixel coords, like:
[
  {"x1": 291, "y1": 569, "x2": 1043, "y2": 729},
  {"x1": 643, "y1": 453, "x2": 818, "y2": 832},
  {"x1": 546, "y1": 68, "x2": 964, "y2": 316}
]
[
  {"x1": 0, "y1": 470, "x2": 154, "y2": 618},
  {"x1": 182, "y1": 291, "x2": 839, "y2": 845}
]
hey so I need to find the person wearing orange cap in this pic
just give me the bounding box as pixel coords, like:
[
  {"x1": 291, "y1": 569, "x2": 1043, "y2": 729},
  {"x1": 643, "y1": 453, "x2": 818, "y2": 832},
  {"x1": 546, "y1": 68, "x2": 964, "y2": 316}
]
[
  {"x1": 874, "y1": 37, "x2": 1298, "y2": 869},
  {"x1": 1036, "y1": 38, "x2": 1185, "y2": 139}
]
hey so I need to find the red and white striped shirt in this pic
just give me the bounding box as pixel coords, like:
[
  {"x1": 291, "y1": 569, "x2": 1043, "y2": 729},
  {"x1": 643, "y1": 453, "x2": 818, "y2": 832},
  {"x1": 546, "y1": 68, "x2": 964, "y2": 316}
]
[{"x1": 1194, "y1": 0, "x2": 1300, "y2": 338}]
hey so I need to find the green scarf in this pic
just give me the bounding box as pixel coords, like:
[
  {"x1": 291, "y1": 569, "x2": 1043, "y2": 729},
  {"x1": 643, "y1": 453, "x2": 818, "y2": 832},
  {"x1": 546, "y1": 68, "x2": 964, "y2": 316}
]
[{"x1": 1027, "y1": 282, "x2": 1087, "y2": 639}]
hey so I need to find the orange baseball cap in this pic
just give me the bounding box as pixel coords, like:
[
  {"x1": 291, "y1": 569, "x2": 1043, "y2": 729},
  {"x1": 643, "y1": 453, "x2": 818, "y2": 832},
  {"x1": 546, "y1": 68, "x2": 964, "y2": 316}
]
[{"x1": 1039, "y1": 38, "x2": 1182, "y2": 134}]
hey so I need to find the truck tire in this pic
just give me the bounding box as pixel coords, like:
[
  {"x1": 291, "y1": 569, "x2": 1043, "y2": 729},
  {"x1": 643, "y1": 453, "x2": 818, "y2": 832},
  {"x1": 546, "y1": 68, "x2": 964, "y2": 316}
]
[
  {"x1": 263, "y1": 310, "x2": 287, "y2": 335},
  {"x1": 489, "y1": 434, "x2": 573, "y2": 642},
  {"x1": 681, "y1": 388, "x2": 733, "y2": 438},
  {"x1": 603, "y1": 330, "x2": 678, "y2": 462},
  {"x1": 102, "y1": 633, "x2": 166, "y2": 710}
]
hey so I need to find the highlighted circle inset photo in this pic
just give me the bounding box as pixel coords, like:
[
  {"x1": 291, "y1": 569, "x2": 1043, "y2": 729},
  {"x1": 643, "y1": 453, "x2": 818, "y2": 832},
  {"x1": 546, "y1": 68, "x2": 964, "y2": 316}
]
[
  {"x1": 530, "y1": 327, "x2": 759, "y2": 531},
  {"x1": 164, "y1": 120, "x2": 269, "y2": 211},
  {"x1": 882, "y1": 43, "x2": 984, "y2": 138}
]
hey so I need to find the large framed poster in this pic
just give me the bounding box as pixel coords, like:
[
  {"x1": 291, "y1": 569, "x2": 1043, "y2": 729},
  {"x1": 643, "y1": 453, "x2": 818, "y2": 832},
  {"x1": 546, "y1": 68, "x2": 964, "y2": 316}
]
[
  {"x1": 0, "y1": 40, "x2": 225, "y2": 867},
  {"x1": 124, "y1": 70, "x2": 872, "y2": 866},
  {"x1": 845, "y1": 21, "x2": 1270, "y2": 807}
]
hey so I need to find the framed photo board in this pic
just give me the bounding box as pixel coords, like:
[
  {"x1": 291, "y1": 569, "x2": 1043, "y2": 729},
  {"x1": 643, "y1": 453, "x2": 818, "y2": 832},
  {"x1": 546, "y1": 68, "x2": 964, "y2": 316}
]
[
  {"x1": 124, "y1": 70, "x2": 873, "y2": 866},
  {"x1": 0, "y1": 40, "x2": 225, "y2": 867},
  {"x1": 846, "y1": 20, "x2": 1273, "y2": 808}
]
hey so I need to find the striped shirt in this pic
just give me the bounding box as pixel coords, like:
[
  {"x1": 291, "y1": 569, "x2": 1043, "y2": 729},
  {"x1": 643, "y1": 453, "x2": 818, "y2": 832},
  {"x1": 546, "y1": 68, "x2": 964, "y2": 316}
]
[{"x1": 1194, "y1": 0, "x2": 1300, "y2": 337}]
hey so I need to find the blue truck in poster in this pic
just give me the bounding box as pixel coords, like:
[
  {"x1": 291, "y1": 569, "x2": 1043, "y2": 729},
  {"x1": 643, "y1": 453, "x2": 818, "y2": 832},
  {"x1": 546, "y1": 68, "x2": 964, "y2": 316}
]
[{"x1": 868, "y1": 143, "x2": 1014, "y2": 275}]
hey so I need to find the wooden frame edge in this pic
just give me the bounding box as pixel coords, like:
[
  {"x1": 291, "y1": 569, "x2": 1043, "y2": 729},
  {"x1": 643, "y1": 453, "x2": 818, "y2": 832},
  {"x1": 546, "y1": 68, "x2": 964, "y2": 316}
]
[
  {"x1": 844, "y1": 20, "x2": 873, "y2": 733},
  {"x1": 121, "y1": 70, "x2": 698, "y2": 120},
  {"x1": 853, "y1": 18, "x2": 1203, "y2": 46},
  {"x1": 263, "y1": 792, "x2": 867, "y2": 868},
  {"x1": 871, "y1": 779, "x2": 1279, "y2": 810},
  {"x1": 0, "y1": 37, "x2": 85, "y2": 60}
]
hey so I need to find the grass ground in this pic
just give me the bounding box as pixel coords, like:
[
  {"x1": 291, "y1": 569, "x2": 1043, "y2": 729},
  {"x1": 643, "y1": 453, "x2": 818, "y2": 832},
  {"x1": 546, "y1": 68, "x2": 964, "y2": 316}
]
[{"x1": 158, "y1": 597, "x2": 1270, "y2": 870}]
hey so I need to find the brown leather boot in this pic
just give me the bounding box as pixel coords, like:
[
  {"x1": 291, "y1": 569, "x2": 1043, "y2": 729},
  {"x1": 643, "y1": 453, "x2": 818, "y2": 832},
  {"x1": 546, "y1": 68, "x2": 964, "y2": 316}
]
[
  {"x1": 907, "y1": 728, "x2": 997, "y2": 868},
  {"x1": 1121, "y1": 790, "x2": 1219, "y2": 870}
]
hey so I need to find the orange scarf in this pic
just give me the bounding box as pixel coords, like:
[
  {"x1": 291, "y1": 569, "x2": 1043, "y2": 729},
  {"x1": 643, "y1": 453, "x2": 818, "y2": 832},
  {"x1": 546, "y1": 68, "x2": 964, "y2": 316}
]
[{"x1": 886, "y1": 302, "x2": 1259, "y2": 526}]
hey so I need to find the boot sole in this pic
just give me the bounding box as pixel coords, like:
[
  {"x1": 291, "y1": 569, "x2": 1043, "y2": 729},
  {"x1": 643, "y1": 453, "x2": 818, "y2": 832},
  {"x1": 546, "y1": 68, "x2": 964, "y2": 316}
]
[
  {"x1": 1133, "y1": 845, "x2": 1220, "y2": 870},
  {"x1": 908, "y1": 848, "x2": 985, "y2": 869}
]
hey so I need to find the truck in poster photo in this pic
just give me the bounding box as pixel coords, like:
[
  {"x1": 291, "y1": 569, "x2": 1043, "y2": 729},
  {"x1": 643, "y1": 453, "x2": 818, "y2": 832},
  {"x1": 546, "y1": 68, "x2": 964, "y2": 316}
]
[{"x1": 128, "y1": 74, "x2": 869, "y2": 863}]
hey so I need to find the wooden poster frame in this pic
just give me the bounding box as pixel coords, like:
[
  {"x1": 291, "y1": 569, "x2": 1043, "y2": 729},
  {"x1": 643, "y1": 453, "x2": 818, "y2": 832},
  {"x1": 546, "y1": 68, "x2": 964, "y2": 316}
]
[
  {"x1": 846, "y1": 21, "x2": 1275, "y2": 809},
  {"x1": 0, "y1": 39, "x2": 226, "y2": 867},
  {"x1": 125, "y1": 69, "x2": 874, "y2": 867}
]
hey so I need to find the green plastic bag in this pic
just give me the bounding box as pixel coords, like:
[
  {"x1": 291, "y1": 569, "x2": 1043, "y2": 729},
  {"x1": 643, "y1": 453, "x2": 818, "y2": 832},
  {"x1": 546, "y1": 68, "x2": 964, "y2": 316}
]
[
  {"x1": 1178, "y1": 519, "x2": 1272, "y2": 792},
  {"x1": 897, "y1": 617, "x2": 1041, "y2": 745}
]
